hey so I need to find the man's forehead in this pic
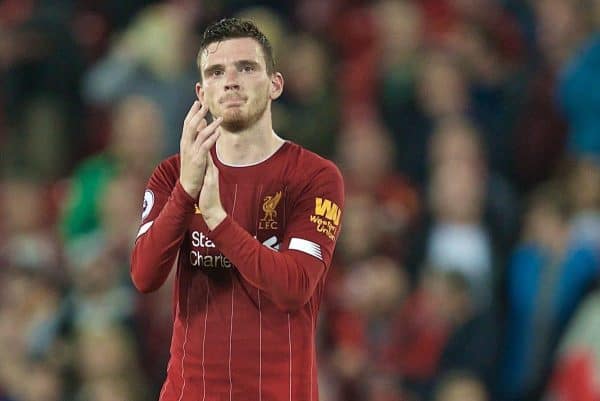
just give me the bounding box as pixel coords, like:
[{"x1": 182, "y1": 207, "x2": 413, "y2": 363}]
[{"x1": 200, "y1": 37, "x2": 265, "y2": 68}]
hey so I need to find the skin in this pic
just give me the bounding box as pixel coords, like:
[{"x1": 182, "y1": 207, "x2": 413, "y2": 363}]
[{"x1": 179, "y1": 37, "x2": 284, "y2": 229}]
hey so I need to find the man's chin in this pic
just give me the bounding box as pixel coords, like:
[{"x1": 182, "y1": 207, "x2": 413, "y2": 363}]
[
  {"x1": 219, "y1": 103, "x2": 266, "y2": 132},
  {"x1": 221, "y1": 116, "x2": 249, "y2": 133}
]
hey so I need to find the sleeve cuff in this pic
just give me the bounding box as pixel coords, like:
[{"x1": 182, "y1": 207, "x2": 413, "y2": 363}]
[
  {"x1": 208, "y1": 215, "x2": 236, "y2": 241},
  {"x1": 172, "y1": 181, "x2": 197, "y2": 211}
]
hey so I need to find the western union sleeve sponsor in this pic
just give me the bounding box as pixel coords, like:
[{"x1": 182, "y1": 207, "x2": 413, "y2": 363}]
[{"x1": 314, "y1": 197, "x2": 341, "y2": 226}]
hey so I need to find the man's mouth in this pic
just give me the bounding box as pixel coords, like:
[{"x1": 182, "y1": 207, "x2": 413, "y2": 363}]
[{"x1": 220, "y1": 96, "x2": 246, "y2": 106}]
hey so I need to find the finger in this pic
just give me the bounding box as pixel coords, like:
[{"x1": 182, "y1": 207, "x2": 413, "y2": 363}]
[
  {"x1": 193, "y1": 131, "x2": 220, "y2": 158},
  {"x1": 183, "y1": 103, "x2": 209, "y2": 144},
  {"x1": 187, "y1": 105, "x2": 210, "y2": 143},
  {"x1": 181, "y1": 101, "x2": 202, "y2": 144},
  {"x1": 195, "y1": 116, "x2": 223, "y2": 145},
  {"x1": 201, "y1": 129, "x2": 221, "y2": 152},
  {"x1": 188, "y1": 103, "x2": 209, "y2": 129},
  {"x1": 183, "y1": 100, "x2": 201, "y2": 124}
]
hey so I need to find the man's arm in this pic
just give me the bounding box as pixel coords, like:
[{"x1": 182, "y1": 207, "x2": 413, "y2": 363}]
[
  {"x1": 130, "y1": 179, "x2": 196, "y2": 293},
  {"x1": 209, "y1": 216, "x2": 327, "y2": 311},
  {"x1": 130, "y1": 101, "x2": 222, "y2": 293},
  {"x1": 201, "y1": 157, "x2": 344, "y2": 312}
]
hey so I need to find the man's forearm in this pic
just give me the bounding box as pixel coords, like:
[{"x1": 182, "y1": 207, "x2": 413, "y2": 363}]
[
  {"x1": 130, "y1": 181, "x2": 196, "y2": 292},
  {"x1": 208, "y1": 216, "x2": 326, "y2": 312}
]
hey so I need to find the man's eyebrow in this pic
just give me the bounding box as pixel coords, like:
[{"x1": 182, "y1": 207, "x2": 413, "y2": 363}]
[
  {"x1": 203, "y1": 63, "x2": 224, "y2": 76},
  {"x1": 235, "y1": 60, "x2": 261, "y2": 68}
]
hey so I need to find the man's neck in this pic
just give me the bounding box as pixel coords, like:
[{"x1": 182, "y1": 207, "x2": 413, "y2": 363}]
[{"x1": 215, "y1": 112, "x2": 284, "y2": 166}]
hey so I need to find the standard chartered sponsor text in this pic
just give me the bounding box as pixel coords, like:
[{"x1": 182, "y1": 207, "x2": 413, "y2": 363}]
[
  {"x1": 189, "y1": 231, "x2": 233, "y2": 269},
  {"x1": 189, "y1": 250, "x2": 233, "y2": 269}
]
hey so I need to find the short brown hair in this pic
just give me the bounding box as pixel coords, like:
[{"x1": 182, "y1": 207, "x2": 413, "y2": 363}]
[{"x1": 197, "y1": 18, "x2": 275, "y2": 80}]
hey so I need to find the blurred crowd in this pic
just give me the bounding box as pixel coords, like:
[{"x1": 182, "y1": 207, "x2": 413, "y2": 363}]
[{"x1": 1, "y1": 0, "x2": 600, "y2": 400}]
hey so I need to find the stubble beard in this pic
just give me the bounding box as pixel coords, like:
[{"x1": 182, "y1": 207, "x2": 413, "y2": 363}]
[{"x1": 219, "y1": 91, "x2": 270, "y2": 133}]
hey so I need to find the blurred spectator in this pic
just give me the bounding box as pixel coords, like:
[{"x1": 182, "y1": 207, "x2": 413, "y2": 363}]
[
  {"x1": 73, "y1": 324, "x2": 148, "y2": 401},
  {"x1": 384, "y1": 269, "x2": 454, "y2": 400},
  {"x1": 428, "y1": 117, "x2": 519, "y2": 253},
  {"x1": 565, "y1": 156, "x2": 600, "y2": 250},
  {"x1": 82, "y1": 2, "x2": 198, "y2": 155},
  {"x1": 275, "y1": 32, "x2": 338, "y2": 157},
  {"x1": 0, "y1": 267, "x2": 68, "y2": 401},
  {"x1": 12, "y1": 360, "x2": 64, "y2": 401},
  {"x1": 433, "y1": 370, "x2": 489, "y2": 401},
  {"x1": 559, "y1": 33, "x2": 600, "y2": 158},
  {"x1": 63, "y1": 171, "x2": 141, "y2": 398},
  {"x1": 336, "y1": 192, "x2": 383, "y2": 262},
  {"x1": 499, "y1": 183, "x2": 600, "y2": 400},
  {"x1": 74, "y1": 377, "x2": 137, "y2": 401},
  {"x1": 325, "y1": 256, "x2": 410, "y2": 401},
  {"x1": 60, "y1": 94, "x2": 163, "y2": 242},
  {"x1": 384, "y1": 49, "x2": 470, "y2": 184},
  {"x1": 1, "y1": 177, "x2": 61, "y2": 275},
  {"x1": 513, "y1": 0, "x2": 589, "y2": 190},
  {"x1": 432, "y1": 270, "x2": 498, "y2": 394},
  {"x1": 235, "y1": 6, "x2": 289, "y2": 65},
  {"x1": 374, "y1": 0, "x2": 424, "y2": 137},
  {"x1": 337, "y1": 117, "x2": 420, "y2": 262},
  {"x1": 329, "y1": 1, "x2": 379, "y2": 118},
  {"x1": 426, "y1": 162, "x2": 493, "y2": 305},
  {"x1": 544, "y1": 289, "x2": 600, "y2": 401},
  {"x1": 443, "y1": 0, "x2": 527, "y2": 178},
  {"x1": 408, "y1": 138, "x2": 495, "y2": 304},
  {"x1": 1, "y1": 2, "x2": 85, "y2": 178},
  {"x1": 133, "y1": 271, "x2": 174, "y2": 398}
]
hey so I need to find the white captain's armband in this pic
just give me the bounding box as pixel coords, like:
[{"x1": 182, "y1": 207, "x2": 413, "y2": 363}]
[{"x1": 289, "y1": 238, "x2": 322, "y2": 261}]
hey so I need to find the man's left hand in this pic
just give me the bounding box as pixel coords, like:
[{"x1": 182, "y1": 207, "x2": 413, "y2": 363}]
[{"x1": 199, "y1": 155, "x2": 227, "y2": 229}]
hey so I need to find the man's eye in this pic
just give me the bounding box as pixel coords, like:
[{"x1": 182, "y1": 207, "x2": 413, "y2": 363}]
[
  {"x1": 242, "y1": 65, "x2": 255, "y2": 72},
  {"x1": 212, "y1": 70, "x2": 224, "y2": 77}
]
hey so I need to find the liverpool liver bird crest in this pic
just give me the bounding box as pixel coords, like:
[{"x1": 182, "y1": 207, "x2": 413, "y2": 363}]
[{"x1": 262, "y1": 191, "x2": 282, "y2": 222}]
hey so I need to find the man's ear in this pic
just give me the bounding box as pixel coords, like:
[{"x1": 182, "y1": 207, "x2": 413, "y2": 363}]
[
  {"x1": 270, "y1": 72, "x2": 284, "y2": 100},
  {"x1": 195, "y1": 82, "x2": 205, "y2": 104}
]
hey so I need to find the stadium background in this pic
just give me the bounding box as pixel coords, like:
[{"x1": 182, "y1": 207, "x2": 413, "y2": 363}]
[{"x1": 1, "y1": 0, "x2": 600, "y2": 400}]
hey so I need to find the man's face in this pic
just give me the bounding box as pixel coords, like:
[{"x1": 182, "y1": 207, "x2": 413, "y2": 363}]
[{"x1": 198, "y1": 38, "x2": 272, "y2": 132}]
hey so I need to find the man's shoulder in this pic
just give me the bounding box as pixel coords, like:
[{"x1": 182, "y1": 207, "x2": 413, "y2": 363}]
[
  {"x1": 148, "y1": 154, "x2": 180, "y2": 191},
  {"x1": 278, "y1": 143, "x2": 344, "y2": 206},
  {"x1": 157, "y1": 154, "x2": 181, "y2": 172},
  {"x1": 283, "y1": 141, "x2": 341, "y2": 180},
  {"x1": 154, "y1": 153, "x2": 180, "y2": 174}
]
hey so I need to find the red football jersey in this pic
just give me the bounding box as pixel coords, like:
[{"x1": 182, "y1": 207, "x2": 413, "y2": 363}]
[{"x1": 131, "y1": 141, "x2": 344, "y2": 401}]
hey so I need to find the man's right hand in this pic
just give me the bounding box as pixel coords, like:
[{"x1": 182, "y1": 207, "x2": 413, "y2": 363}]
[{"x1": 179, "y1": 101, "x2": 222, "y2": 198}]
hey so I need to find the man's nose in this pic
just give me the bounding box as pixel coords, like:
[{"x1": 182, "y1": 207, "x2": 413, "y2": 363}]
[{"x1": 224, "y1": 68, "x2": 240, "y2": 91}]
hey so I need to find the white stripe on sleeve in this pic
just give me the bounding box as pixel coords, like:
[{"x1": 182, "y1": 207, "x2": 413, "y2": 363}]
[
  {"x1": 136, "y1": 221, "x2": 154, "y2": 238},
  {"x1": 288, "y1": 238, "x2": 322, "y2": 261}
]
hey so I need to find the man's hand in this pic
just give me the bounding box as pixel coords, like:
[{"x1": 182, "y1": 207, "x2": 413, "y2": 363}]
[
  {"x1": 179, "y1": 101, "x2": 222, "y2": 198},
  {"x1": 199, "y1": 155, "x2": 227, "y2": 229}
]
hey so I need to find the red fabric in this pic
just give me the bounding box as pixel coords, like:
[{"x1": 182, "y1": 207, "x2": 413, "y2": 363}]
[
  {"x1": 329, "y1": 6, "x2": 379, "y2": 117},
  {"x1": 386, "y1": 291, "x2": 450, "y2": 379},
  {"x1": 547, "y1": 350, "x2": 600, "y2": 401},
  {"x1": 130, "y1": 142, "x2": 344, "y2": 401},
  {"x1": 513, "y1": 69, "x2": 568, "y2": 188},
  {"x1": 323, "y1": 266, "x2": 367, "y2": 349},
  {"x1": 418, "y1": 0, "x2": 455, "y2": 42}
]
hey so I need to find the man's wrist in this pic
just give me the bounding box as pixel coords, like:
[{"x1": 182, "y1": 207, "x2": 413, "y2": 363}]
[
  {"x1": 180, "y1": 180, "x2": 201, "y2": 199},
  {"x1": 202, "y1": 208, "x2": 227, "y2": 230}
]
